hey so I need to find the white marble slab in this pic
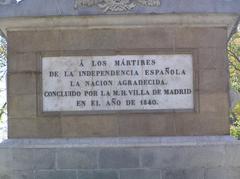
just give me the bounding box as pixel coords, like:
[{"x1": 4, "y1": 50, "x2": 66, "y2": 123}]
[{"x1": 42, "y1": 54, "x2": 194, "y2": 112}]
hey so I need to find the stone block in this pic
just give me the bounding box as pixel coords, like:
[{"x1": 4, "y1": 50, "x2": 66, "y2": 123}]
[
  {"x1": 61, "y1": 116, "x2": 118, "y2": 137},
  {"x1": 199, "y1": 69, "x2": 228, "y2": 93},
  {"x1": 205, "y1": 167, "x2": 240, "y2": 179},
  {"x1": 198, "y1": 48, "x2": 228, "y2": 70},
  {"x1": 162, "y1": 168, "x2": 204, "y2": 179},
  {"x1": 8, "y1": 28, "x2": 176, "y2": 53},
  {"x1": 225, "y1": 145, "x2": 240, "y2": 167},
  {"x1": 174, "y1": 113, "x2": 201, "y2": 136},
  {"x1": 58, "y1": 30, "x2": 92, "y2": 51},
  {"x1": 8, "y1": 29, "x2": 118, "y2": 52},
  {"x1": 201, "y1": 112, "x2": 230, "y2": 135},
  {"x1": 8, "y1": 30, "x2": 62, "y2": 53},
  {"x1": 8, "y1": 95, "x2": 37, "y2": 118},
  {"x1": 8, "y1": 53, "x2": 37, "y2": 73},
  {"x1": 0, "y1": 149, "x2": 12, "y2": 172},
  {"x1": 57, "y1": 148, "x2": 97, "y2": 169},
  {"x1": 78, "y1": 170, "x2": 119, "y2": 179},
  {"x1": 81, "y1": 29, "x2": 118, "y2": 50},
  {"x1": 183, "y1": 146, "x2": 225, "y2": 168},
  {"x1": 36, "y1": 117, "x2": 62, "y2": 138},
  {"x1": 175, "y1": 27, "x2": 227, "y2": 48},
  {"x1": 8, "y1": 73, "x2": 36, "y2": 95},
  {"x1": 174, "y1": 112, "x2": 230, "y2": 136},
  {"x1": 0, "y1": 172, "x2": 34, "y2": 179},
  {"x1": 141, "y1": 147, "x2": 187, "y2": 169},
  {"x1": 0, "y1": 173, "x2": 10, "y2": 179},
  {"x1": 99, "y1": 148, "x2": 139, "y2": 169},
  {"x1": 120, "y1": 169, "x2": 160, "y2": 179},
  {"x1": 33, "y1": 149, "x2": 55, "y2": 169},
  {"x1": 116, "y1": 27, "x2": 174, "y2": 49},
  {"x1": 35, "y1": 170, "x2": 77, "y2": 179},
  {"x1": 199, "y1": 93, "x2": 229, "y2": 113},
  {"x1": 118, "y1": 114, "x2": 175, "y2": 136},
  {"x1": 12, "y1": 149, "x2": 34, "y2": 170},
  {"x1": 8, "y1": 119, "x2": 38, "y2": 138},
  {"x1": 141, "y1": 145, "x2": 225, "y2": 169}
]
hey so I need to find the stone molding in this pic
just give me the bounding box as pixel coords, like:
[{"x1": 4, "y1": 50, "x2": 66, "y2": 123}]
[
  {"x1": 74, "y1": 0, "x2": 160, "y2": 12},
  {"x1": 0, "y1": 0, "x2": 240, "y2": 18},
  {"x1": 0, "y1": 14, "x2": 238, "y2": 36},
  {"x1": 0, "y1": 136, "x2": 237, "y2": 148}
]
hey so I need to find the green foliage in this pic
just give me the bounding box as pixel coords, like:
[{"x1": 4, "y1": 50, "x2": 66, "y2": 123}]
[
  {"x1": 229, "y1": 31, "x2": 240, "y2": 139},
  {"x1": 0, "y1": 36, "x2": 7, "y2": 122},
  {"x1": 228, "y1": 32, "x2": 240, "y2": 92},
  {"x1": 230, "y1": 103, "x2": 240, "y2": 139}
]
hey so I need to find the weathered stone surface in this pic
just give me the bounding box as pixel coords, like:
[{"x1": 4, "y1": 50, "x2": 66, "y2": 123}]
[
  {"x1": 36, "y1": 171, "x2": 77, "y2": 179},
  {"x1": 8, "y1": 53, "x2": 37, "y2": 73},
  {"x1": 116, "y1": 28, "x2": 175, "y2": 49},
  {"x1": 141, "y1": 147, "x2": 187, "y2": 169},
  {"x1": 12, "y1": 148, "x2": 34, "y2": 170},
  {"x1": 199, "y1": 93, "x2": 229, "y2": 113},
  {"x1": 225, "y1": 145, "x2": 240, "y2": 167},
  {"x1": 8, "y1": 95, "x2": 37, "y2": 118},
  {"x1": 0, "y1": 137, "x2": 239, "y2": 179},
  {"x1": 198, "y1": 48, "x2": 228, "y2": 70},
  {"x1": 61, "y1": 116, "x2": 119, "y2": 137},
  {"x1": 0, "y1": 171, "x2": 34, "y2": 179},
  {"x1": 57, "y1": 149, "x2": 97, "y2": 169},
  {"x1": 78, "y1": 170, "x2": 119, "y2": 179},
  {"x1": 141, "y1": 145, "x2": 225, "y2": 169},
  {"x1": 199, "y1": 69, "x2": 228, "y2": 93},
  {"x1": 99, "y1": 148, "x2": 139, "y2": 169},
  {"x1": 162, "y1": 168, "x2": 204, "y2": 179},
  {"x1": 8, "y1": 73, "x2": 36, "y2": 95},
  {"x1": 120, "y1": 169, "x2": 160, "y2": 179},
  {"x1": 175, "y1": 27, "x2": 227, "y2": 48},
  {"x1": 174, "y1": 112, "x2": 230, "y2": 136},
  {"x1": 8, "y1": 119, "x2": 38, "y2": 138},
  {"x1": 0, "y1": 149, "x2": 12, "y2": 172},
  {"x1": 6, "y1": 25, "x2": 230, "y2": 137},
  {"x1": 118, "y1": 114, "x2": 175, "y2": 136},
  {"x1": 36, "y1": 118, "x2": 62, "y2": 138},
  {"x1": 33, "y1": 149, "x2": 55, "y2": 169},
  {"x1": 205, "y1": 168, "x2": 240, "y2": 179}
]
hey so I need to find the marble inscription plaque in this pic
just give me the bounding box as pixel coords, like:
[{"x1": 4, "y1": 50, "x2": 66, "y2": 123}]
[{"x1": 42, "y1": 55, "x2": 194, "y2": 112}]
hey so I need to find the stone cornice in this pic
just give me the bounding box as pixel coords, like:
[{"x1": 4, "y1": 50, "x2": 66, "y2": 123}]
[{"x1": 0, "y1": 0, "x2": 239, "y2": 17}]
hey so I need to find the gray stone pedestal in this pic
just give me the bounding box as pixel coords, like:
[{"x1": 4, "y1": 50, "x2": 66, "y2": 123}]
[{"x1": 0, "y1": 136, "x2": 240, "y2": 179}]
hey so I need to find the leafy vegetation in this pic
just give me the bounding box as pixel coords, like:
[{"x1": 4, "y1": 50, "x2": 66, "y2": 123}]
[
  {"x1": 228, "y1": 31, "x2": 240, "y2": 139},
  {"x1": 0, "y1": 36, "x2": 7, "y2": 122}
]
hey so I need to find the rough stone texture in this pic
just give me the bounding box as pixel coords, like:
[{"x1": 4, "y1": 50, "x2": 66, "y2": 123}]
[
  {"x1": 8, "y1": 119, "x2": 38, "y2": 138},
  {"x1": 7, "y1": 53, "x2": 37, "y2": 73},
  {"x1": 205, "y1": 168, "x2": 240, "y2": 179},
  {"x1": 8, "y1": 95, "x2": 37, "y2": 119},
  {"x1": 118, "y1": 114, "x2": 175, "y2": 136},
  {"x1": 120, "y1": 169, "x2": 161, "y2": 179},
  {"x1": 7, "y1": 25, "x2": 230, "y2": 138},
  {"x1": 162, "y1": 168, "x2": 204, "y2": 179},
  {"x1": 99, "y1": 148, "x2": 139, "y2": 169},
  {"x1": 8, "y1": 73, "x2": 36, "y2": 95},
  {"x1": 61, "y1": 116, "x2": 119, "y2": 137},
  {"x1": 0, "y1": 171, "x2": 34, "y2": 179},
  {"x1": 0, "y1": 137, "x2": 239, "y2": 179},
  {"x1": 35, "y1": 171, "x2": 77, "y2": 179},
  {"x1": 57, "y1": 148, "x2": 98, "y2": 169},
  {"x1": 78, "y1": 170, "x2": 119, "y2": 179}
]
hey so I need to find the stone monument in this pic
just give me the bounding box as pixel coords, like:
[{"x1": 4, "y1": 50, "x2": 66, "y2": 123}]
[{"x1": 0, "y1": 0, "x2": 240, "y2": 178}]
